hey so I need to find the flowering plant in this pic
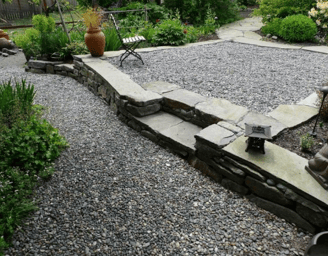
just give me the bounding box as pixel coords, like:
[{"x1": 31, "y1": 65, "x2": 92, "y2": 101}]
[
  {"x1": 82, "y1": 8, "x2": 103, "y2": 29},
  {"x1": 308, "y1": 0, "x2": 328, "y2": 33}
]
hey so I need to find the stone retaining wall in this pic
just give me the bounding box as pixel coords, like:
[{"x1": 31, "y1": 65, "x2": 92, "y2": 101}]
[{"x1": 25, "y1": 57, "x2": 328, "y2": 233}]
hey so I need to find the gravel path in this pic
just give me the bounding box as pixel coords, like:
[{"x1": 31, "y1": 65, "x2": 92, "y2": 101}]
[
  {"x1": 108, "y1": 41, "x2": 328, "y2": 114},
  {"x1": 1, "y1": 52, "x2": 311, "y2": 255}
]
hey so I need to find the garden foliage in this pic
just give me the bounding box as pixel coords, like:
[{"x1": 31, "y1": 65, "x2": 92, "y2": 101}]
[
  {"x1": 164, "y1": 0, "x2": 239, "y2": 25},
  {"x1": 308, "y1": 0, "x2": 328, "y2": 37},
  {"x1": 253, "y1": 0, "x2": 316, "y2": 23},
  {"x1": 279, "y1": 14, "x2": 317, "y2": 42},
  {"x1": 0, "y1": 79, "x2": 69, "y2": 254}
]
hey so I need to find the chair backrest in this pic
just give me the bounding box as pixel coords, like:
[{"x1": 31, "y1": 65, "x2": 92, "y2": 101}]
[{"x1": 110, "y1": 14, "x2": 123, "y2": 43}]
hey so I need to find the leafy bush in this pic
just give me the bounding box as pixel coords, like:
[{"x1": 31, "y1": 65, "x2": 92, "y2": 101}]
[
  {"x1": 253, "y1": 0, "x2": 315, "y2": 23},
  {"x1": 114, "y1": 2, "x2": 170, "y2": 24},
  {"x1": 165, "y1": 0, "x2": 239, "y2": 25},
  {"x1": 261, "y1": 17, "x2": 282, "y2": 36},
  {"x1": 279, "y1": 14, "x2": 317, "y2": 42},
  {"x1": 308, "y1": 0, "x2": 328, "y2": 37},
  {"x1": 13, "y1": 15, "x2": 70, "y2": 60},
  {"x1": 13, "y1": 28, "x2": 41, "y2": 61},
  {"x1": 137, "y1": 21, "x2": 156, "y2": 41},
  {"x1": 151, "y1": 17, "x2": 186, "y2": 46},
  {"x1": 0, "y1": 78, "x2": 68, "y2": 254},
  {"x1": 184, "y1": 25, "x2": 202, "y2": 43},
  {"x1": 202, "y1": 6, "x2": 219, "y2": 35},
  {"x1": 58, "y1": 41, "x2": 89, "y2": 59}
]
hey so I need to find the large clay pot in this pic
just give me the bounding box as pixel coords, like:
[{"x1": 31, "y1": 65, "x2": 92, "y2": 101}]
[
  {"x1": 84, "y1": 27, "x2": 105, "y2": 57},
  {"x1": 0, "y1": 29, "x2": 9, "y2": 40}
]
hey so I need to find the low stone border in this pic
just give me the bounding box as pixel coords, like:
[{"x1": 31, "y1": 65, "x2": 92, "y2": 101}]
[{"x1": 25, "y1": 47, "x2": 328, "y2": 233}]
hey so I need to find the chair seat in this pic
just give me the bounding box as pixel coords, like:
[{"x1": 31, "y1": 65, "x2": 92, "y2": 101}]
[{"x1": 123, "y1": 36, "x2": 146, "y2": 44}]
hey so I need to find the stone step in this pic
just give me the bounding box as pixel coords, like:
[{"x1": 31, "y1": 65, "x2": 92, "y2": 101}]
[{"x1": 133, "y1": 111, "x2": 203, "y2": 156}]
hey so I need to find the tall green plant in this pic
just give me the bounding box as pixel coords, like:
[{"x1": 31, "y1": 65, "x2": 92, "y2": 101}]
[
  {"x1": 0, "y1": 79, "x2": 36, "y2": 129},
  {"x1": 103, "y1": 27, "x2": 122, "y2": 51}
]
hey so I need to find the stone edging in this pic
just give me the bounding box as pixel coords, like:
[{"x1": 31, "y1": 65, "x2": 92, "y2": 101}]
[{"x1": 24, "y1": 43, "x2": 328, "y2": 233}]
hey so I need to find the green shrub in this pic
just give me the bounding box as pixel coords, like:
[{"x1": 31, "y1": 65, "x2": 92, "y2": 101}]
[
  {"x1": 32, "y1": 14, "x2": 56, "y2": 33},
  {"x1": 103, "y1": 27, "x2": 122, "y2": 51},
  {"x1": 0, "y1": 115, "x2": 69, "y2": 175},
  {"x1": 237, "y1": 0, "x2": 258, "y2": 6},
  {"x1": 253, "y1": 0, "x2": 315, "y2": 23},
  {"x1": 202, "y1": 6, "x2": 219, "y2": 35},
  {"x1": 114, "y1": 2, "x2": 170, "y2": 24},
  {"x1": 13, "y1": 28, "x2": 41, "y2": 61},
  {"x1": 0, "y1": 79, "x2": 36, "y2": 129},
  {"x1": 184, "y1": 25, "x2": 201, "y2": 43},
  {"x1": 261, "y1": 17, "x2": 282, "y2": 36},
  {"x1": 137, "y1": 21, "x2": 156, "y2": 41},
  {"x1": 279, "y1": 14, "x2": 317, "y2": 42},
  {"x1": 58, "y1": 41, "x2": 89, "y2": 59},
  {"x1": 151, "y1": 17, "x2": 186, "y2": 46},
  {"x1": 300, "y1": 133, "x2": 314, "y2": 151}
]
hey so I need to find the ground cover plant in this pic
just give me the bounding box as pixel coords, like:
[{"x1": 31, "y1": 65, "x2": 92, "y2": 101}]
[
  {"x1": 0, "y1": 79, "x2": 69, "y2": 254},
  {"x1": 255, "y1": 0, "x2": 328, "y2": 43}
]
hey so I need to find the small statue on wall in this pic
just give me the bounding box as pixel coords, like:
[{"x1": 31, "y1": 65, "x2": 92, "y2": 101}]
[{"x1": 305, "y1": 144, "x2": 328, "y2": 190}]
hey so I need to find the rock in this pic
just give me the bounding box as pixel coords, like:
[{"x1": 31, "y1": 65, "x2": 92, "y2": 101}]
[
  {"x1": 268, "y1": 105, "x2": 318, "y2": 129},
  {"x1": 140, "y1": 130, "x2": 158, "y2": 142},
  {"x1": 142, "y1": 80, "x2": 181, "y2": 94},
  {"x1": 223, "y1": 156, "x2": 266, "y2": 181},
  {"x1": 2, "y1": 48, "x2": 17, "y2": 55},
  {"x1": 126, "y1": 103, "x2": 161, "y2": 117},
  {"x1": 195, "y1": 98, "x2": 248, "y2": 125},
  {"x1": 2, "y1": 52, "x2": 8, "y2": 57},
  {"x1": 296, "y1": 203, "x2": 327, "y2": 227},
  {"x1": 210, "y1": 161, "x2": 245, "y2": 185},
  {"x1": 214, "y1": 158, "x2": 245, "y2": 177},
  {"x1": 188, "y1": 156, "x2": 222, "y2": 182},
  {"x1": 162, "y1": 89, "x2": 206, "y2": 111},
  {"x1": 195, "y1": 141, "x2": 223, "y2": 163},
  {"x1": 217, "y1": 121, "x2": 244, "y2": 136},
  {"x1": 266, "y1": 34, "x2": 272, "y2": 38},
  {"x1": 245, "y1": 176, "x2": 291, "y2": 206},
  {"x1": 248, "y1": 195, "x2": 316, "y2": 233},
  {"x1": 0, "y1": 38, "x2": 11, "y2": 50},
  {"x1": 221, "y1": 178, "x2": 249, "y2": 195},
  {"x1": 46, "y1": 65, "x2": 55, "y2": 74},
  {"x1": 267, "y1": 179, "x2": 275, "y2": 186},
  {"x1": 272, "y1": 36, "x2": 278, "y2": 40},
  {"x1": 195, "y1": 124, "x2": 237, "y2": 150}
]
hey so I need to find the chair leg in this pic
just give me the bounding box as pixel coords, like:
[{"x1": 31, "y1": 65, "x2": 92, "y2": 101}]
[{"x1": 119, "y1": 42, "x2": 144, "y2": 66}]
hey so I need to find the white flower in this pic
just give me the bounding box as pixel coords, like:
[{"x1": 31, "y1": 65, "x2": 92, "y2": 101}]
[
  {"x1": 323, "y1": 23, "x2": 327, "y2": 28},
  {"x1": 317, "y1": 19, "x2": 322, "y2": 25}
]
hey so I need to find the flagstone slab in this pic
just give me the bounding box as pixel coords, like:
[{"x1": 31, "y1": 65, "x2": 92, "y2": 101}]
[
  {"x1": 218, "y1": 29, "x2": 244, "y2": 39},
  {"x1": 223, "y1": 136, "x2": 328, "y2": 208},
  {"x1": 133, "y1": 111, "x2": 183, "y2": 134},
  {"x1": 162, "y1": 89, "x2": 207, "y2": 111},
  {"x1": 195, "y1": 98, "x2": 249, "y2": 124},
  {"x1": 142, "y1": 81, "x2": 181, "y2": 94},
  {"x1": 233, "y1": 37, "x2": 301, "y2": 49},
  {"x1": 268, "y1": 105, "x2": 318, "y2": 128},
  {"x1": 243, "y1": 31, "x2": 262, "y2": 40},
  {"x1": 195, "y1": 124, "x2": 237, "y2": 150},
  {"x1": 85, "y1": 61, "x2": 163, "y2": 106},
  {"x1": 159, "y1": 121, "x2": 203, "y2": 155},
  {"x1": 302, "y1": 46, "x2": 328, "y2": 54},
  {"x1": 237, "y1": 111, "x2": 287, "y2": 138},
  {"x1": 297, "y1": 93, "x2": 319, "y2": 108}
]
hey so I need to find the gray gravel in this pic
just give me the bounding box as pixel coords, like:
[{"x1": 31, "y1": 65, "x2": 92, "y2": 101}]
[
  {"x1": 2, "y1": 52, "x2": 311, "y2": 255},
  {"x1": 108, "y1": 41, "x2": 328, "y2": 114}
]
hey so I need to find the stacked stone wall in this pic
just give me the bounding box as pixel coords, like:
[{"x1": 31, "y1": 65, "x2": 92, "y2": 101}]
[{"x1": 25, "y1": 57, "x2": 328, "y2": 233}]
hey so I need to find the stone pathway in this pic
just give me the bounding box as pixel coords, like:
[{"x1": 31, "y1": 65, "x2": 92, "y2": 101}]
[{"x1": 217, "y1": 17, "x2": 328, "y2": 54}]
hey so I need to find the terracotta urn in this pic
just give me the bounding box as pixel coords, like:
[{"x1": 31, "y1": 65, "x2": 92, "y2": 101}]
[
  {"x1": 0, "y1": 29, "x2": 9, "y2": 40},
  {"x1": 84, "y1": 26, "x2": 105, "y2": 57}
]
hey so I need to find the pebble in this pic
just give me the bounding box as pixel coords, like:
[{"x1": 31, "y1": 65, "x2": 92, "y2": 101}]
[{"x1": 1, "y1": 52, "x2": 312, "y2": 255}]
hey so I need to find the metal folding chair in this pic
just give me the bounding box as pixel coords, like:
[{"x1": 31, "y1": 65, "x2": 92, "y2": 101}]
[{"x1": 110, "y1": 14, "x2": 146, "y2": 67}]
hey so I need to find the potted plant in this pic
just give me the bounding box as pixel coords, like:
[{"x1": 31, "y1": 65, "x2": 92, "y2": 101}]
[{"x1": 82, "y1": 7, "x2": 105, "y2": 57}]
